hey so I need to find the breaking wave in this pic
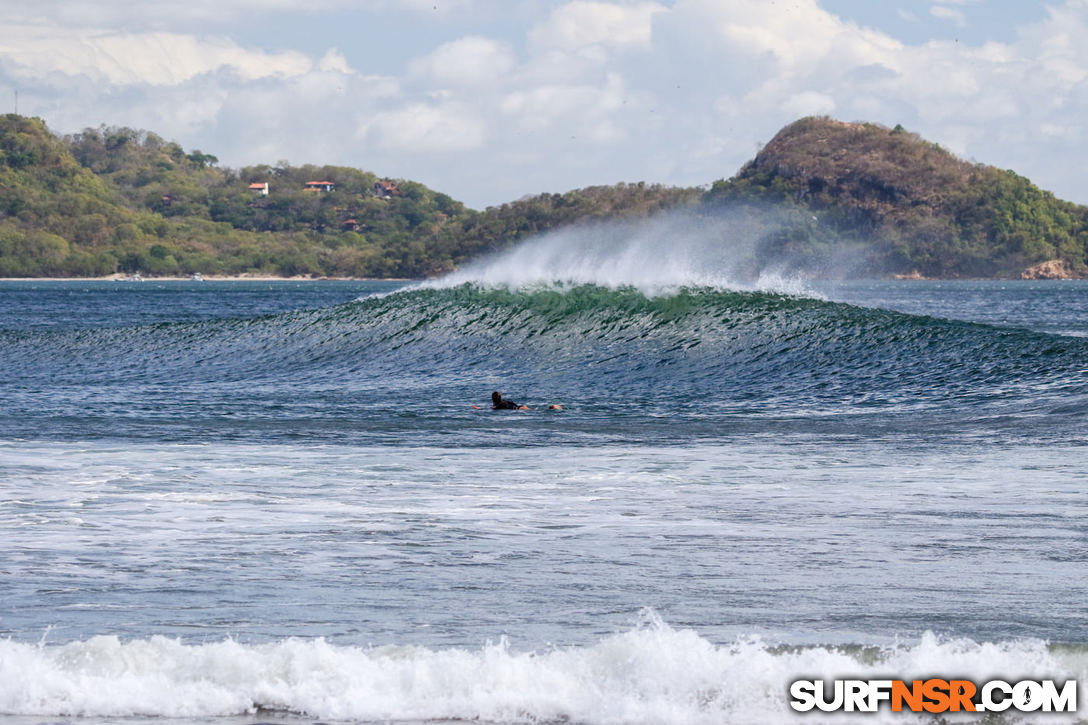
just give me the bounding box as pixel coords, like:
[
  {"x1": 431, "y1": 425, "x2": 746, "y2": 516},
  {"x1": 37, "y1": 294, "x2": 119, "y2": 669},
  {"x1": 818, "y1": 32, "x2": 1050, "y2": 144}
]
[{"x1": 2, "y1": 614, "x2": 1085, "y2": 724}]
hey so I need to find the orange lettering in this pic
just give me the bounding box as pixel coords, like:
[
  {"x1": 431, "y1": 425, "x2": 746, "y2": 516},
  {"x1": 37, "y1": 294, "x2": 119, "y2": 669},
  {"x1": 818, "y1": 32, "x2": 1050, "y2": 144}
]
[
  {"x1": 922, "y1": 679, "x2": 951, "y2": 713},
  {"x1": 948, "y1": 680, "x2": 977, "y2": 712},
  {"x1": 892, "y1": 680, "x2": 924, "y2": 712}
]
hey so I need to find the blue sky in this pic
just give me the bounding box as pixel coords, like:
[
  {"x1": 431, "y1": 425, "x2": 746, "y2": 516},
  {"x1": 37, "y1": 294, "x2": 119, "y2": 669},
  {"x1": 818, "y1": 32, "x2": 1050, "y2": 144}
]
[{"x1": 1, "y1": 1, "x2": 1084, "y2": 208}]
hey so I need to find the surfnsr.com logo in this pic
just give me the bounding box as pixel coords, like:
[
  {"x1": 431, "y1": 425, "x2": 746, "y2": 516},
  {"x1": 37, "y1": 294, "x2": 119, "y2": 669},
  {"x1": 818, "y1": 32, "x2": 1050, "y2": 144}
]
[{"x1": 789, "y1": 678, "x2": 1078, "y2": 714}]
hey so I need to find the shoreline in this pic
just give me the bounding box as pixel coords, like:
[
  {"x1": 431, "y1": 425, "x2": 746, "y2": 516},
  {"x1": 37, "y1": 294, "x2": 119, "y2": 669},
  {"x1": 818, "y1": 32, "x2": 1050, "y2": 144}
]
[
  {"x1": 1, "y1": 275, "x2": 1084, "y2": 283},
  {"x1": 0, "y1": 274, "x2": 419, "y2": 282}
]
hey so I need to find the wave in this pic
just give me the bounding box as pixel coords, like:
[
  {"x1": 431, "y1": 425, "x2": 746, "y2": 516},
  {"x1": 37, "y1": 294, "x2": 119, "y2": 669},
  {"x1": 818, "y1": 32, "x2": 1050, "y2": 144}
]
[
  {"x1": 3, "y1": 283, "x2": 1082, "y2": 387},
  {"x1": 1, "y1": 283, "x2": 1085, "y2": 443},
  {"x1": 1, "y1": 614, "x2": 1084, "y2": 724}
]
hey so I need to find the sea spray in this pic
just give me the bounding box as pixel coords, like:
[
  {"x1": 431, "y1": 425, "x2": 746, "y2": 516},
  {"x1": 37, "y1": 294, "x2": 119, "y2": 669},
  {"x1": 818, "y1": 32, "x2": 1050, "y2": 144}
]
[{"x1": 429, "y1": 208, "x2": 820, "y2": 296}]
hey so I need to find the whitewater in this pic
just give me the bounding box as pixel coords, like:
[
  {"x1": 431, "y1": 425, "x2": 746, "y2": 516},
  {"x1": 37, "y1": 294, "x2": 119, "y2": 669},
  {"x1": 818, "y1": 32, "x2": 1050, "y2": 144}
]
[{"x1": 2, "y1": 222, "x2": 1088, "y2": 724}]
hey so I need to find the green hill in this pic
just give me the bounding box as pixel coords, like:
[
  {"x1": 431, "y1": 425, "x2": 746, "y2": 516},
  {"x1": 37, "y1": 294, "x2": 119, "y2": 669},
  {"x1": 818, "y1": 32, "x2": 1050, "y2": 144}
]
[
  {"x1": 1, "y1": 113, "x2": 1086, "y2": 279},
  {"x1": 0, "y1": 115, "x2": 130, "y2": 276},
  {"x1": 0, "y1": 115, "x2": 695, "y2": 278},
  {"x1": 704, "y1": 116, "x2": 1088, "y2": 278}
]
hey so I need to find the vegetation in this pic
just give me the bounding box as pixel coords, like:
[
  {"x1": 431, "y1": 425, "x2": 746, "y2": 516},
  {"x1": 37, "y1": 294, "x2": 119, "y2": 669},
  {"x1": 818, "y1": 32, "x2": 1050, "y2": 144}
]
[
  {"x1": 0, "y1": 115, "x2": 696, "y2": 278},
  {"x1": 439, "y1": 183, "x2": 701, "y2": 269},
  {"x1": 2, "y1": 113, "x2": 1087, "y2": 279},
  {"x1": 703, "y1": 117, "x2": 1088, "y2": 278}
]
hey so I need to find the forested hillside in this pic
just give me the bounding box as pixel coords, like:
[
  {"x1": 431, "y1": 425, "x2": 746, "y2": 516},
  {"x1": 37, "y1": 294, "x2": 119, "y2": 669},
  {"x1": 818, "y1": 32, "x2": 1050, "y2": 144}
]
[
  {"x1": 0, "y1": 115, "x2": 694, "y2": 277},
  {"x1": 2, "y1": 113, "x2": 1087, "y2": 278},
  {"x1": 703, "y1": 117, "x2": 1088, "y2": 278}
]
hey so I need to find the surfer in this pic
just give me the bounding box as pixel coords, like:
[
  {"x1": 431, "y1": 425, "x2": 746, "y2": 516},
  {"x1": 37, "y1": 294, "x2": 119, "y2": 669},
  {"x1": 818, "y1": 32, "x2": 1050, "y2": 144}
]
[
  {"x1": 488, "y1": 392, "x2": 563, "y2": 410},
  {"x1": 492, "y1": 391, "x2": 529, "y2": 410}
]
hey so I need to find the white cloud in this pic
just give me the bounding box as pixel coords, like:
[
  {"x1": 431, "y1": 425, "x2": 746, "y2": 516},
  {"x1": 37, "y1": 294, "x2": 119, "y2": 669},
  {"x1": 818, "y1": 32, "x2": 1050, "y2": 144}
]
[
  {"x1": 782, "y1": 91, "x2": 836, "y2": 117},
  {"x1": 0, "y1": 23, "x2": 313, "y2": 85},
  {"x1": 500, "y1": 72, "x2": 638, "y2": 140},
  {"x1": 317, "y1": 49, "x2": 353, "y2": 74},
  {"x1": 362, "y1": 103, "x2": 487, "y2": 153},
  {"x1": 528, "y1": 1, "x2": 666, "y2": 53},
  {"x1": 5, "y1": 0, "x2": 1088, "y2": 209},
  {"x1": 409, "y1": 36, "x2": 516, "y2": 87},
  {"x1": 0, "y1": 0, "x2": 489, "y2": 28},
  {"x1": 930, "y1": 5, "x2": 967, "y2": 27}
]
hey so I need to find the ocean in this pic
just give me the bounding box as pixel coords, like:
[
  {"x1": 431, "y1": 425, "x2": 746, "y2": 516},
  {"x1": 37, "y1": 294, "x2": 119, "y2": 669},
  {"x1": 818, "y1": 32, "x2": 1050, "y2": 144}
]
[{"x1": 1, "y1": 239, "x2": 1087, "y2": 723}]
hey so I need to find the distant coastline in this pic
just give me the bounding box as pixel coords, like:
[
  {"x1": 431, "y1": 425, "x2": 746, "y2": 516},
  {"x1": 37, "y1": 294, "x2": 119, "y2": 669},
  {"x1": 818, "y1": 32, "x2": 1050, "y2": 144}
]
[
  {"x1": 0, "y1": 274, "x2": 417, "y2": 282},
  {"x1": 3, "y1": 114, "x2": 1088, "y2": 281},
  {"x1": 3, "y1": 274, "x2": 1083, "y2": 284}
]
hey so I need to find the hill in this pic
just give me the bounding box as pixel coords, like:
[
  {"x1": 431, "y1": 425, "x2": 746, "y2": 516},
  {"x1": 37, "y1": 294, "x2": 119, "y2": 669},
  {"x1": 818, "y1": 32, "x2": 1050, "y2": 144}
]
[
  {"x1": 704, "y1": 116, "x2": 1088, "y2": 278},
  {"x1": 2, "y1": 113, "x2": 1087, "y2": 279},
  {"x1": 0, "y1": 115, "x2": 696, "y2": 278}
]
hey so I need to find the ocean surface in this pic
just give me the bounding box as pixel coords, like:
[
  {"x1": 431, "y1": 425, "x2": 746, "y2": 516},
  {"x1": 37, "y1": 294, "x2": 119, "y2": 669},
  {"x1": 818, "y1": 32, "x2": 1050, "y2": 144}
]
[{"x1": 2, "y1": 250, "x2": 1088, "y2": 723}]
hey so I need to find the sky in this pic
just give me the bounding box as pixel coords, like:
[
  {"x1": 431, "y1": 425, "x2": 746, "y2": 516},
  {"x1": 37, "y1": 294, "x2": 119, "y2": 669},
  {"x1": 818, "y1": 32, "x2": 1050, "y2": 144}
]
[{"x1": 0, "y1": 0, "x2": 1084, "y2": 209}]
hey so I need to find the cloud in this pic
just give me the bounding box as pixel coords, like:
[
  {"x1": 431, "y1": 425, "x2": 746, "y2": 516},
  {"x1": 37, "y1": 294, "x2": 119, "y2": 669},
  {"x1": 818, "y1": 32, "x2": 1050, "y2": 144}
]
[
  {"x1": 317, "y1": 50, "x2": 353, "y2": 74},
  {"x1": 499, "y1": 72, "x2": 640, "y2": 140},
  {"x1": 0, "y1": 0, "x2": 489, "y2": 29},
  {"x1": 362, "y1": 102, "x2": 487, "y2": 153},
  {"x1": 929, "y1": 5, "x2": 967, "y2": 27},
  {"x1": 4, "y1": 0, "x2": 1088, "y2": 210},
  {"x1": 0, "y1": 22, "x2": 313, "y2": 85},
  {"x1": 782, "y1": 91, "x2": 836, "y2": 117},
  {"x1": 528, "y1": 1, "x2": 666, "y2": 53},
  {"x1": 409, "y1": 36, "x2": 516, "y2": 88}
]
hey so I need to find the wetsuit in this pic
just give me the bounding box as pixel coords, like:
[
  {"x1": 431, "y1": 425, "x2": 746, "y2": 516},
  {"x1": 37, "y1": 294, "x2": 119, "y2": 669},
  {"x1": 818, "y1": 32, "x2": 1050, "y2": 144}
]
[{"x1": 493, "y1": 399, "x2": 520, "y2": 410}]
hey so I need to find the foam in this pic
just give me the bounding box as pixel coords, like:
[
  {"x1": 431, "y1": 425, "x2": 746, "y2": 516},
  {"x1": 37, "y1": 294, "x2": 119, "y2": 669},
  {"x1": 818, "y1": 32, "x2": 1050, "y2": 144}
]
[{"x1": 2, "y1": 613, "x2": 1084, "y2": 724}]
